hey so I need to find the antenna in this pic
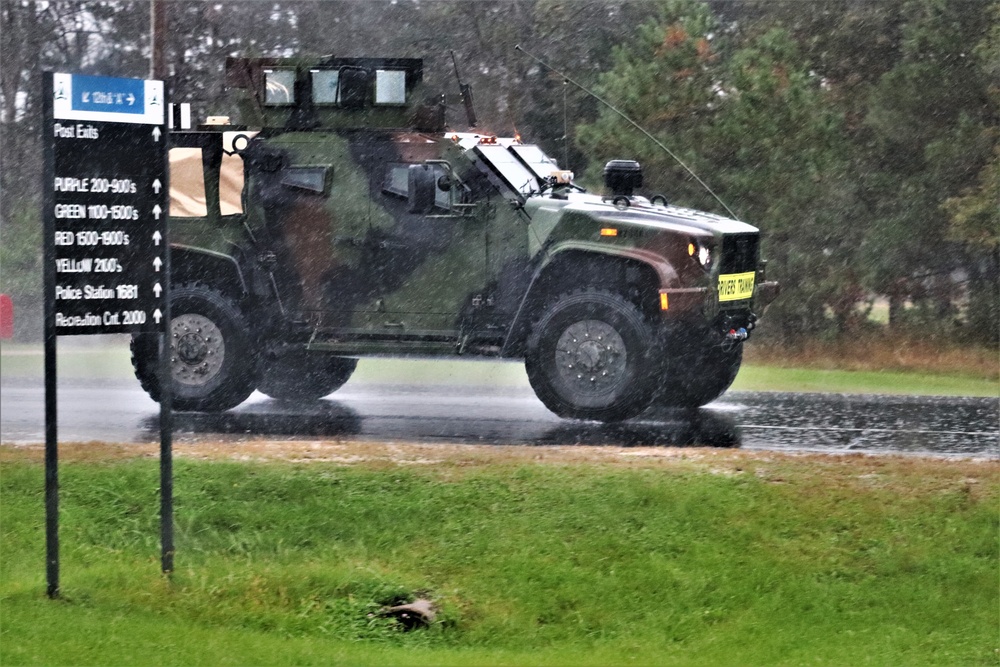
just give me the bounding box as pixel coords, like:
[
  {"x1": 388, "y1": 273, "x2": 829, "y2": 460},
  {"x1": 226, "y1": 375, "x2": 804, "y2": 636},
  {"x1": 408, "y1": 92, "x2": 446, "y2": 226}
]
[
  {"x1": 562, "y1": 79, "x2": 569, "y2": 168},
  {"x1": 515, "y1": 44, "x2": 738, "y2": 220},
  {"x1": 450, "y1": 50, "x2": 478, "y2": 128}
]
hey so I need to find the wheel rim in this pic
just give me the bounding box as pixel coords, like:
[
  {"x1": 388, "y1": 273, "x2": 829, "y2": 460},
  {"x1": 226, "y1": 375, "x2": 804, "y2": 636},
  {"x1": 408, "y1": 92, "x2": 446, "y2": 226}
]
[
  {"x1": 171, "y1": 313, "x2": 225, "y2": 387},
  {"x1": 554, "y1": 319, "x2": 627, "y2": 396}
]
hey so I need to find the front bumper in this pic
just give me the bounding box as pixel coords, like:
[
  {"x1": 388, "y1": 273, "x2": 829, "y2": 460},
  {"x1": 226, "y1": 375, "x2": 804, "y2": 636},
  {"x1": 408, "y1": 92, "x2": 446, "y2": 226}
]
[{"x1": 657, "y1": 278, "x2": 779, "y2": 322}]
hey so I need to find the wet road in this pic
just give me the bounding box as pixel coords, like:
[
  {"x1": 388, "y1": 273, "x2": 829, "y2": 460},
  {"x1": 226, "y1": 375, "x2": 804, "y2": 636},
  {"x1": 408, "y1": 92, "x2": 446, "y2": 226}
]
[{"x1": 1, "y1": 376, "x2": 996, "y2": 457}]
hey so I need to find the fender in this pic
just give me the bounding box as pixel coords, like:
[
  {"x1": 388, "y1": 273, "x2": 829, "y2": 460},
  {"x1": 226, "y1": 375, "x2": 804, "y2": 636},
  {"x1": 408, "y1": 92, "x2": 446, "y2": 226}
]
[
  {"x1": 169, "y1": 244, "x2": 248, "y2": 295},
  {"x1": 500, "y1": 242, "x2": 677, "y2": 357},
  {"x1": 539, "y1": 240, "x2": 679, "y2": 288}
]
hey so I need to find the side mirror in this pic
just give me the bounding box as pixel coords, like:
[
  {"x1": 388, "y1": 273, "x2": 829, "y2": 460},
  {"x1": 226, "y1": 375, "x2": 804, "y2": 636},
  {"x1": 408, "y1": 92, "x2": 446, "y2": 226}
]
[{"x1": 408, "y1": 164, "x2": 437, "y2": 213}]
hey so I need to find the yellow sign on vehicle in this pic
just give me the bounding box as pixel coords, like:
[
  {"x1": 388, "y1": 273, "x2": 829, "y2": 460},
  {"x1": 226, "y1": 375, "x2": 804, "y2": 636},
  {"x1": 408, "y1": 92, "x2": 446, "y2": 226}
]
[{"x1": 718, "y1": 272, "x2": 756, "y2": 302}]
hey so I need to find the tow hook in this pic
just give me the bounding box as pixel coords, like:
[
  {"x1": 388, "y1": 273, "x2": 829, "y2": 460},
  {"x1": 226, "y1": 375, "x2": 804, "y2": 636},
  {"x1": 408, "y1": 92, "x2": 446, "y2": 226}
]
[{"x1": 726, "y1": 327, "x2": 748, "y2": 342}]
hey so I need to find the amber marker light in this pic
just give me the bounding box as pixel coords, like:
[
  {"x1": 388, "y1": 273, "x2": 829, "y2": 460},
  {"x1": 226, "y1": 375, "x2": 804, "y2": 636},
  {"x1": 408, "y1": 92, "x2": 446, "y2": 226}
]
[
  {"x1": 659, "y1": 291, "x2": 669, "y2": 311},
  {"x1": 600, "y1": 228, "x2": 619, "y2": 237},
  {"x1": 688, "y1": 242, "x2": 696, "y2": 256}
]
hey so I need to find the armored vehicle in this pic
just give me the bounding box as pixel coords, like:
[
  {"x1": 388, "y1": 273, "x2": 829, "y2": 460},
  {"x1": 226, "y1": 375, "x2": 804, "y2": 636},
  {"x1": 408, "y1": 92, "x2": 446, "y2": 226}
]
[{"x1": 131, "y1": 56, "x2": 778, "y2": 422}]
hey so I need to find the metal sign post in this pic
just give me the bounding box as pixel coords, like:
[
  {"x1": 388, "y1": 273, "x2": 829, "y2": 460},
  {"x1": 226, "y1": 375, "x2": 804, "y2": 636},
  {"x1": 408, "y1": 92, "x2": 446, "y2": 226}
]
[{"x1": 42, "y1": 72, "x2": 171, "y2": 597}]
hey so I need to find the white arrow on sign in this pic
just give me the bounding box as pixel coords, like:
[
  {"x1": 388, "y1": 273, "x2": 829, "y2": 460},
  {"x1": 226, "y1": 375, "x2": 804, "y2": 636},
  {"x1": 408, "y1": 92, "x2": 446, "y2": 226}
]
[
  {"x1": 152, "y1": 204, "x2": 162, "y2": 220},
  {"x1": 126, "y1": 93, "x2": 135, "y2": 106},
  {"x1": 152, "y1": 179, "x2": 162, "y2": 194},
  {"x1": 153, "y1": 257, "x2": 163, "y2": 272},
  {"x1": 152, "y1": 127, "x2": 162, "y2": 142},
  {"x1": 153, "y1": 309, "x2": 163, "y2": 324},
  {"x1": 152, "y1": 230, "x2": 162, "y2": 245},
  {"x1": 153, "y1": 283, "x2": 163, "y2": 297}
]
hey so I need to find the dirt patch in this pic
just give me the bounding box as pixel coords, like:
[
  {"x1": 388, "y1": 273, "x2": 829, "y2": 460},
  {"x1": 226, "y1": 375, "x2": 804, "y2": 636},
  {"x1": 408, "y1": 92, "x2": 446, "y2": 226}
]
[
  {"x1": 746, "y1": 337, "x2": 999, "y2": 380},
  {"x1": 3, "y1": 439, "x2": 996, "y2": 498}
]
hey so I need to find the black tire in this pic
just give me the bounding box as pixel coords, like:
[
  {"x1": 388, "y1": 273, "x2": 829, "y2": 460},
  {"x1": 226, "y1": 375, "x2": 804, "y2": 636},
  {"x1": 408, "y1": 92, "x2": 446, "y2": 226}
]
[
  {"x1": 131, "y1": 283, "x2": 259, "y2": 412},
  {"x1": 525, "y1": 288, "x2": 658, "y2": 422},
  {"x1": 656, "y1": 340, "x2": 743, "y2": 408},
  {"x1": 257, "y1": 352, "x2": 357, "y2": 401}
]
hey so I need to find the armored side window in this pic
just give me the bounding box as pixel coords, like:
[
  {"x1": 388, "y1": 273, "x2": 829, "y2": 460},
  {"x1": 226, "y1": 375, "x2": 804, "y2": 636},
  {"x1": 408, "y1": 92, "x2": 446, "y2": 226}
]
[
  {"x1": 311, "y1": 69, "x2": 339, "y2": 105},
  {"x1": 168, "y1": 147, "x2": 208, "y2": 217},
  {"x1": 281, "y1": 166, "x2": 331, "y2": 195},
  {"x1": 375, "y1": 70, "x2": 407, "y2": 105},
  {"x1": 338, "y1": 67, "x2": 370, "y2": 110},
  {"x1": 383, "y1": 164, "x2": 410, "y2": 198},
  {"x1": 264, "y1": 69, "x2": 295, "y2": 106},
  {"x1": 383, "y1": 162, "x2": 450, "y2": 211}
]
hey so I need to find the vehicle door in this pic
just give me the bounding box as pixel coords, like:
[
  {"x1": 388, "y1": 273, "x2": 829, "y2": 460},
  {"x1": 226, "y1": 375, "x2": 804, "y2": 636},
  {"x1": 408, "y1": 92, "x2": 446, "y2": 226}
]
[{"x1": 368, "y1": 147, "x2": 488, "y2": 338}]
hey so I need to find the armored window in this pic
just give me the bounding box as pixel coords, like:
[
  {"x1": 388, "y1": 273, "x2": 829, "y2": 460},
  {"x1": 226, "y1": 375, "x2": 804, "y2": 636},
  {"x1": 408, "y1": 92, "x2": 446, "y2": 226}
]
[
  {"x1": 384, "y1": 164, "x2": 410, "y2": 198},
  {"x1": 383, "y1": 163, "x2": 449, "y2": 210},
  {"x1": 264, "y1": 69, "x2": 295, "y2": 106},
  {"x1": 168, "y1": 148, "x2": 208, "y2": 217},
  {"x1": 311, "y1": 69, "x2": 339, "y2": 105},
  {"x1": 338, "y1": 67, "x2": 370, "y2": 109},
  {"x1": 374, "y1": 70, "x2": 407, "y2": 105},
  {"x1": 281, "y1": 166, "x2": 330, "y2": 195}
]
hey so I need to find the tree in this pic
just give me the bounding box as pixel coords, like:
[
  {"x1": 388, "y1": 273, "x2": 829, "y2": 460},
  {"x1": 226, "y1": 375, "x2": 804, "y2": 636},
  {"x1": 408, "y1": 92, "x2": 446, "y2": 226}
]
[
  {"x1": 0, "y1": 1, "x2": 149, "y2": 339},
  {"x1": 709, "y1": 29, "x2": 863, "y2": 337},
  {"x1": 576, "y1": 1, "x2": 862, "y2": 338},
  {"x1": 941, "y1": 1, "x2": 1000, "y2": 343},
  {"x1": 858, "y1": 0, "x2": 996, "y2": 337}
]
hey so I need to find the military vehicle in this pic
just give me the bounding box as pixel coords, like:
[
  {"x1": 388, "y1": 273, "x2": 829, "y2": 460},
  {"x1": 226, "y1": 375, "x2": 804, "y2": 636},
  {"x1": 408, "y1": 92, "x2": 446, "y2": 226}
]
[{"x1": 131, "y1": 55, "x2": 778, "y2": 422}]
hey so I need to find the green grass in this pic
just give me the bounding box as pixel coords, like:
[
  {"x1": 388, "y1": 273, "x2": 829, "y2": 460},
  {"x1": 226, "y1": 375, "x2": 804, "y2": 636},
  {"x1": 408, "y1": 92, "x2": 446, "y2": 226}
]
[
  {"x1": 2, "y1": 453, "x2": 997, "y2": 666},
  {"x1": 731, "y1": 364, "x2": 999, "y2": 397},
  {"x1": 1, "y1": 341, "x2": 996, "y2": 396}
]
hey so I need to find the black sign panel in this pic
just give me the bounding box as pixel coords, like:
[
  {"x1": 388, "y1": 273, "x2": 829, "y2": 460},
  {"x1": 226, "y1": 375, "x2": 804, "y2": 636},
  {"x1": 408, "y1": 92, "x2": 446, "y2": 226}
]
[{"x1": 44, "y1": 72, "x2": 168, "y2": 335}]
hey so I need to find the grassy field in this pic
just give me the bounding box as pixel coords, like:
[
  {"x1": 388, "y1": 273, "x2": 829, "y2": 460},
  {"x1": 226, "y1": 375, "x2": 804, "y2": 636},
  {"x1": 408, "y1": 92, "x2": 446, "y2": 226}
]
[
  {"x1": 1, "y1": 340, "x2": 997, "y2": 397},
  {"x1": 1, "y1": 444, "x2": 997, "y2": 666}
]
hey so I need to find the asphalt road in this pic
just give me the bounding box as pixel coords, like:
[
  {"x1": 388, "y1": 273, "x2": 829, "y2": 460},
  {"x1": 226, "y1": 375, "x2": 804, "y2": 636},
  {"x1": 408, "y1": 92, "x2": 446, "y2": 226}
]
[{"x1": 2, "y1": 376, "x2": 997, "y2": 457}]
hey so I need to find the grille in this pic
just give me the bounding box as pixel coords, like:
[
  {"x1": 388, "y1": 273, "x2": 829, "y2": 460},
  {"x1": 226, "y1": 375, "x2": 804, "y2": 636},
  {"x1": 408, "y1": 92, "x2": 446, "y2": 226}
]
[{"x1": 719, "y1": 233, "x2": 759, "y2": 274}]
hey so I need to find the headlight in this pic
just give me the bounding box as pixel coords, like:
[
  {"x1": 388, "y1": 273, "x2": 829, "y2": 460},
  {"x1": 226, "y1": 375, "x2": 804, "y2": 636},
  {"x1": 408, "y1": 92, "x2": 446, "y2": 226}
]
[
  {"x1": 689, "y1": 239, "x2": 712, "y2": 270},
  {"x1": 698, "y1": 243, "x2": 711, "y2": 268}
]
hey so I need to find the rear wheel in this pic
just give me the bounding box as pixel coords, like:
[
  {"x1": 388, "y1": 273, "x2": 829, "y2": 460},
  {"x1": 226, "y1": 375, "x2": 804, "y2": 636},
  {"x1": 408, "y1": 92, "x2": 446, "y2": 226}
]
[
  {"x1": 525, "y1": 289, "x2": 657, "y2": 422},
  {"x1": 258, "y1": 351, "x2": 357, "y2": 401},
  {"x1": 131, "y1": 283, "x2": 259, "y2": 412}
]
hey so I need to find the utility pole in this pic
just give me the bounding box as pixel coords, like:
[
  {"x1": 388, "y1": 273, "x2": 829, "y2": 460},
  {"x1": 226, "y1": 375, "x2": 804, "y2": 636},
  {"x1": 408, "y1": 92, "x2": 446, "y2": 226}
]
[
  {"x1": 149, "y1": 0, "x2": 174, "y2": 576},
  {"x1": 150, "y1": 0, "x2": 167, "y2": 80}
]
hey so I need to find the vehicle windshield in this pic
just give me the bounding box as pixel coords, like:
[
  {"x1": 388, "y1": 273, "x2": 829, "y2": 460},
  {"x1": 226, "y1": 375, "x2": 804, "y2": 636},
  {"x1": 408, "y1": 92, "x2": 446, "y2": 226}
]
[
  {"x1": 474, "y1": 143, "x2": 572, "y2": 198},
  {"x1": 509, "y1": 145, "x2": 560, "y2": 181},
  {"x1": 475, "y1": 145, "x2": 540, "y2": 196}
]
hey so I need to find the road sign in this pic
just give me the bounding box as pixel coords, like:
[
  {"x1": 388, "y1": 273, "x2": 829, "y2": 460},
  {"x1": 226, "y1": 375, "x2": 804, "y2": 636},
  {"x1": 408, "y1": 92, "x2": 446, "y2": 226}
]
[
  {"x1": 42, "y1": 72, "x2": 174, "y2": 599},
  {"x1": 44, "y1": 72, "x2": 168, "y2": 335}
]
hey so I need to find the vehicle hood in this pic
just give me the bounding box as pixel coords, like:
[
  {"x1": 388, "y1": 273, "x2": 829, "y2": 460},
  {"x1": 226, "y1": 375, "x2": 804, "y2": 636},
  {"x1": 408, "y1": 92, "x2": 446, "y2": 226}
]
[{"x1": 524, "y1": 192, "x2": 759, "y2": 236}]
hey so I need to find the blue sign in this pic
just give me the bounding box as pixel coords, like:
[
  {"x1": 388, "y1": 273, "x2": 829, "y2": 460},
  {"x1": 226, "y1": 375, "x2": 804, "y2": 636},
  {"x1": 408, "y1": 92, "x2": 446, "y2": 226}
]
[
  {"x1": 70, "y1": 74, "x2": 145, "y2": 115},
  {"x1": 52, "y1": 73, "x2": 163, "y2": 125}
]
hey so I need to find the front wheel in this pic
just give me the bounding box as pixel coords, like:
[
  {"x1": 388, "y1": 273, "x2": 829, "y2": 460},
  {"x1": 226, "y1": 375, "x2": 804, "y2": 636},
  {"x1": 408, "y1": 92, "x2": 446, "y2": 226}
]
[
  {"x1": 525, "y1": 289, "x2": 658, "y2": 422},
  {"x1": 131, "y1": 283, "x2": 259, "y2": 412},
  {"x1": 656, "y1": 341, "x2": 743, "y2": 408}
]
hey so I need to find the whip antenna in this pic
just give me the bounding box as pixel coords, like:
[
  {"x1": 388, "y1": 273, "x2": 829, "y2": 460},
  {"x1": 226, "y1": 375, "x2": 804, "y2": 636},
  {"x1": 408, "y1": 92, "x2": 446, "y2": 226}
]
[
  {"x1": 450, "y1": 50, "x2": 478, "y2": 128},
  {"x1": 514, "y1": 44, "x2": 738, "y2": 219}
]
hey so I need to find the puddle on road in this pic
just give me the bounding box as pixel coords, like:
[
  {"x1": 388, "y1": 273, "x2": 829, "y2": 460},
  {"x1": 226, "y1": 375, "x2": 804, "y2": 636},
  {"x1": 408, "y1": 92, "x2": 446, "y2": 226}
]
[
  {"x1": 710, "y1": 392, "x2": 999, "y2": 456},
  {"x1": 148, "y1": 391, "x2": 998, "y2": 457}
]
